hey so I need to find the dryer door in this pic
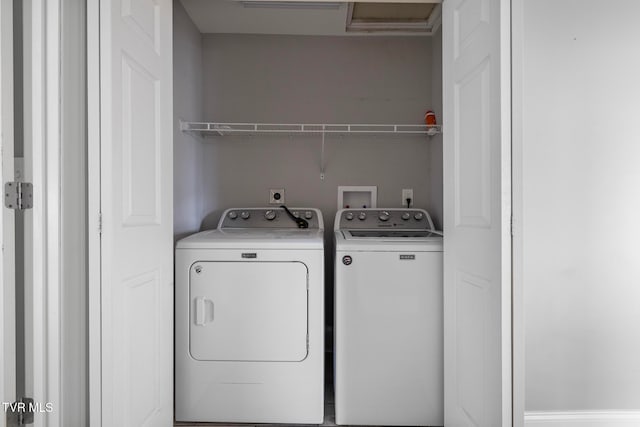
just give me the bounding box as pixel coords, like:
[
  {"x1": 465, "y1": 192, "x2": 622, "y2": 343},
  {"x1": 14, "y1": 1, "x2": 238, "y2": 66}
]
[{"x1": 189, "y1": 261, "x2": 308, "y2": 362}]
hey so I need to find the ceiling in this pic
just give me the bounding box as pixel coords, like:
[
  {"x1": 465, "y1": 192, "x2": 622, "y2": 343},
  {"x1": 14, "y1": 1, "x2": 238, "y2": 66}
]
[{"x1": 179, "y1": 1, "x2": 442, "y2": 36}]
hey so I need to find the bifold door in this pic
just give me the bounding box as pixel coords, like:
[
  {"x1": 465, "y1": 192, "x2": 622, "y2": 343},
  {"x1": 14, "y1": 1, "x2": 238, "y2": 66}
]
[
  {"x1": 95, "y1": 0, "x2": 174, "y2": 425},
  {"x1": 190, "y1": 261, "x2": 309, "y2": 362},
  {"x1": 442, "y1": 0, "x2": 512, "y2": 425}
]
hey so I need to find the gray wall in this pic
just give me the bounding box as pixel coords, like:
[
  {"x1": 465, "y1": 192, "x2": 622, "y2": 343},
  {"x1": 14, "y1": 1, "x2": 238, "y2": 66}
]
[
  {"x1": 173, "y1": 0, "x2": 204, "y2": 241},
  {"x1": 428, "y1": 30, "x2": 443, "y2": 228},
  {"x1": 184, "y1": 31, "x2": 444, "y2": 341},
  {"x1": 199, "y1": 33, "x2": 443, "y2": 231},
  {"x1": 520, "y1": 0, "x2": 640, "y2": 412},
  {"x1": 60, "y1": 0, "x2": 87, "y2": 424}
]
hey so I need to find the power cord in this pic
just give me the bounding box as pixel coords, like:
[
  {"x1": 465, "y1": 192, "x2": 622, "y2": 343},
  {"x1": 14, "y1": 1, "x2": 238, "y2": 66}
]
[{"x1": 280, "y1": 205, "x2": 309, "y2": 229}]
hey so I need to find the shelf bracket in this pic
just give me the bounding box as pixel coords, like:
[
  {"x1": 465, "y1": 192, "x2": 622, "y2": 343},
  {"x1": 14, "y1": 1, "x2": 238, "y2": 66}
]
[{"x1": 320, "y1": 127, "x2": 326, "y2": 180}]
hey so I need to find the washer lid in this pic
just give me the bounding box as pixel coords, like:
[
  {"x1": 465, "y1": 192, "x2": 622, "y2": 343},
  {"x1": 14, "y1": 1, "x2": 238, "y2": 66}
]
[
  {"x1": 335, "y1": 230, "x2": 443, "y2": 252},
  {"x1": 345, "y1": 230, "x2": 442, "y2": 239},
  {"x1": 176, "y1": 229, "x2": 324, "y2": 250}
]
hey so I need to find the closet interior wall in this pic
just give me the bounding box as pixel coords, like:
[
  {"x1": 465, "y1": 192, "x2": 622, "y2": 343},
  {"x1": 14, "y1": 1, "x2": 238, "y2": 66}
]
[
  {"x1": 173, "y1": 0, "x2": 443, "y2": 356},
  {"x1": 174, "y1": 0, "x2": 205, "y2": 242},
  {"x1": 197, "y1": 32, "x2": 443, "y2": 238}
]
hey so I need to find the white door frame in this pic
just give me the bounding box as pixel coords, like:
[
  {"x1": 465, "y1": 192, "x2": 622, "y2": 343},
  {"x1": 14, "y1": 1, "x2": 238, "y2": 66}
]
[
  {"x1": 1, "y1": 0, "x2": 17, "y2": 412},
  {"x1": 511, "y1": 0, "x2": 526, "y2": 425},
  {"x1": 7, "y1": 0, "x2": 63, "y2": 425},
  {"x1": 6, "y1": 0, "x2": 93, "y2": 424},
  {"x1": 84, "y1": 2, "x2": 523, "y2": 427},
  {"x1": 42, "y1": 0, "x2": 62, "y2": 424},
  {"x1": 87, "y1": 0, "x2": 102, "y2": 424}
]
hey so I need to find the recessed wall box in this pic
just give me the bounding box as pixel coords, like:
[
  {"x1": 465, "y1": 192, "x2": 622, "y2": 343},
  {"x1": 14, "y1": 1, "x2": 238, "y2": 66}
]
[{"x1": 338, "y1": 186, "x2": 377, "y2": 209}]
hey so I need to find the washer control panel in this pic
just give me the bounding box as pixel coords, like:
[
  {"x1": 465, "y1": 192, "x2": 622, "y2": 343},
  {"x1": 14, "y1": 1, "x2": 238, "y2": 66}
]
[
  {"x1": 337, "y1": 209, "x2": 434, "y2": 230},
  {"x1": 220, "y1": 208, "x2": 322, "y2": 229}
]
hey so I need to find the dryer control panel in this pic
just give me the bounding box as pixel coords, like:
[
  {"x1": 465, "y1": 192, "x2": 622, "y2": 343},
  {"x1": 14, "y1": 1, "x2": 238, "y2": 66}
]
[
  {"x1": 336, "y1": 208, "x2": 434, "y2": 230},
  {"x1": 219, "y1": 207, "x2": 322, "y2": 229}
]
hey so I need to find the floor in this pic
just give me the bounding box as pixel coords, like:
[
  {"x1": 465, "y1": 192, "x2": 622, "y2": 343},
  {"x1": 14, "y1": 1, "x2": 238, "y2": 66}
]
[
  {"x1": 173, "y1": 378, "x2": 427, "y2": 427},
  {"x1": 173, "y1": 349, "x2": 401, "y2": 427},
  {"x1": 174, "y1": 386, "x2": 342, "y2": 427}
]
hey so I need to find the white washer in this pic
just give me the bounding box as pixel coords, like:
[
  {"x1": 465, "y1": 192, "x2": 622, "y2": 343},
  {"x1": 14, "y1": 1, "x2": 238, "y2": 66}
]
[
  {"x1": 175, "y1": 207, "x2": 324, "y2": 424},
  {"x1": 334, "y1": 208, "x2": 443, "y2": 426}
]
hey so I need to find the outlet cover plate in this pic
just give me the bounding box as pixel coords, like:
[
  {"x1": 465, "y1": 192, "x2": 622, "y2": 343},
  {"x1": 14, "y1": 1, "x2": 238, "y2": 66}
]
[
  {"x1": 269, "y1": 188, "x2": 285, "y2": 204},
  {"x1": 402, "y1": 189, "x2": 414, "y2": 207}
]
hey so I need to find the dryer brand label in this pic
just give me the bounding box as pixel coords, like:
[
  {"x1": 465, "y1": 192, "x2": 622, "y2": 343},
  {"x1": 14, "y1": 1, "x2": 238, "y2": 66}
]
[
  {"x1": 241, "y1": 253, "x2": 257, "y2": 259},
  {"x1": 342, "y1": 255, "x2": 353, "y2": 266},
  {"x1": 399, "y1": 254, "x2": 416, "y2": 260}
]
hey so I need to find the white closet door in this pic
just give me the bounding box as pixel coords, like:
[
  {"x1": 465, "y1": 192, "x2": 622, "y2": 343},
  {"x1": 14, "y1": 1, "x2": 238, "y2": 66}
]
[
  {"x1": 442, "y1": 0, "x2": 512, "y2": 426},
  {"x1": 99, "y1": 0, "x2": 173, "y2": 425}
]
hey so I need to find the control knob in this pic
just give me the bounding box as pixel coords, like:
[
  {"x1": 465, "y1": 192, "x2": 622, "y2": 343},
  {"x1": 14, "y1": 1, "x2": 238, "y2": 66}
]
[
  {"x1": 304, "y1": 211, "x2": 313, "y2": 219},
  {"x1": 401, "y1": 212, "x2": 411, "y2": 221},
  {"x1": 228, "y1": 211, "x2": 238, "y2": 220},
  {"x1": 264, "y1": 210, "x2": 276, "y2": 220},
  {"x1": 240, "y1": 211, "x2": 250, "y2": 220},
  {"x1": 345, "y1": 212, "x2": 354, "y2": 221},
  {"x1": 414, "y1": 212, "x2": 424, "y2": 221},
  {"x1": 358, "y1": 212, "x2": 367, "y2": 221},
  {"x1": 378, "y1": 211, "x2": 390, "y2": 222}
]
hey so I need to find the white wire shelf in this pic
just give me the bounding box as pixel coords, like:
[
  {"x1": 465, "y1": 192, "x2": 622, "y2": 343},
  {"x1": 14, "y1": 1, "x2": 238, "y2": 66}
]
[{"x1": 180, "y1": 121, "x2": 442, "y2": 137}]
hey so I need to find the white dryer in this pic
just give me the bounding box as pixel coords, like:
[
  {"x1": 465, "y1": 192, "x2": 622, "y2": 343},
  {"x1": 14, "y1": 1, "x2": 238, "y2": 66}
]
[
  {"x1": 175, "y1": 207, "x2": 324, "y2": 424},
  {"x1": 334, "y1": 208, "x2": 443, "y2": 426}
]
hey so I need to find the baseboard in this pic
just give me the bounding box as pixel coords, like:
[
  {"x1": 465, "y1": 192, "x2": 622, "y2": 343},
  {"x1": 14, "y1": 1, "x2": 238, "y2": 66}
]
[{"x1": 525, "y1": 411, "x2": 640, "y2": 427}]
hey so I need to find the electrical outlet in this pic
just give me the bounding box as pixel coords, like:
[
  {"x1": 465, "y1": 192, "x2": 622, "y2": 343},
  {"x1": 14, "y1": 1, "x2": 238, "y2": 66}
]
[
  {"x1": 269, "y1": 188, "x2": 285, "y2": 204},
  {"x1": 402, "y1": 189, "x2": 414, "y2": 207}
]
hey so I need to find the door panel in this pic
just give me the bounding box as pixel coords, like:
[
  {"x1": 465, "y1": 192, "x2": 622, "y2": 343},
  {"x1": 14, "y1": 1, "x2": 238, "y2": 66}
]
[
  {"x1": 189, "y1": 261, "x2": 308, "y2": 362},
  {"x1": 121, "y1": 55, "x2": 161, "y2": 226},
  {"x1": 455, "y1": 58, "x2": 491, "y2": 228},
  {"x1": 99, "y1": 0, "x2": 173, "y2": 425},
  {"x1": 443, "y1": 0, "x2": 512, "y2": 425}
]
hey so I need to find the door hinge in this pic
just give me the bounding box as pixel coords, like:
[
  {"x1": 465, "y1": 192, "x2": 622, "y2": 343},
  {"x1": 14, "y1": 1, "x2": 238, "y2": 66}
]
[
  {"x1": 4, "y1": 182, "x2": 33, "y2": 210},
  {"x1": 98, "y1": 211, "x2": 103, "y2": 235},
  {"x1": 5, "y1": 397, "x2": 35, "y2": 426},
  {"x1": 510, "y1": 214, "x2": 514, "y2": 236}
]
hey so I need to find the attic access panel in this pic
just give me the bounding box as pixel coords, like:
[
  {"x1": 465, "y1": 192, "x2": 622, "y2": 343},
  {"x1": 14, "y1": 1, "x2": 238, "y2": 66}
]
[
  {"x1": 353, "y1": 3, "x2": 436, "y2": 20},
  {"x1": 347, "y1": 2, "x2": 442, "y2": 34}
]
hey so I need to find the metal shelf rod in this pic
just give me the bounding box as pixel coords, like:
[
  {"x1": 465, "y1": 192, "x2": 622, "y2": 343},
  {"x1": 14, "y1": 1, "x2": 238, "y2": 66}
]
[{"x1": 180, "y1": 121, "x2": 442, "y2": 136}]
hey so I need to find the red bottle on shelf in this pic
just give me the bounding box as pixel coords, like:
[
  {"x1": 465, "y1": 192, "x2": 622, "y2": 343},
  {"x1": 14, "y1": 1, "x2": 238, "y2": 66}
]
[{"x1": 424, "y1": 110, "x2": 437, "y2": 126}]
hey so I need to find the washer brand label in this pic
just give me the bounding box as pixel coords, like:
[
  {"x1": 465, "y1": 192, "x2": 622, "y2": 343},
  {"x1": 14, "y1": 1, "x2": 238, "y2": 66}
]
[
  {"x1": 400, "y1": 254, "x2": 416, "y2": 260},
  {"x1": 342, "y1": 255, "x2": 353, "y2": 266},
  {"x1": 241, "y1": 253, "x2": 257, "y2": 259}
]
